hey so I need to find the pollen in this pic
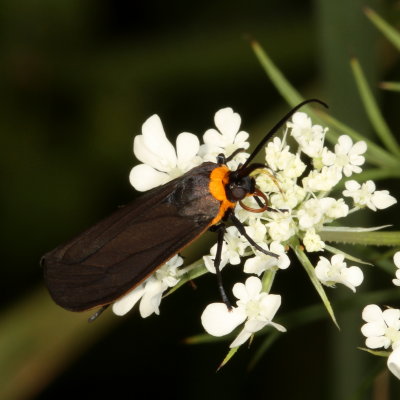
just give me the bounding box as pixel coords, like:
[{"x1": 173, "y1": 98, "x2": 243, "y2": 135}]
[{"x1": 209, "y1": 166, "x2": 235, "y2": 224}]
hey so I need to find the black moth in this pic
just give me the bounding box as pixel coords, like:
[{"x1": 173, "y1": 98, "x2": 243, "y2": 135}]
[{"x1": 42, "y1": 99, "x2": 326, "y2": 320}]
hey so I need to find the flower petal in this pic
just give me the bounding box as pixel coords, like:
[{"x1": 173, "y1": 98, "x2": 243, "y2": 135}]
[
  {"x1": 139, "y1": 279, "x2": 164, "y2": 318},
  {"x1": 336, "y1": 135, "x2": 353, "y2": 153},
  {"x1": 382, "y1": 308, "x2": 400, "y2": 328},
  {"x1": 229, "y1": 327, "x2": 252, "y2": 348},
  {"x1": 214, "y1": 107, "x2": 241, "y2": 140},
  {"x1": 245, "y1": 276, "x2": 262, "y2": 299},
  {"x1": 142, "y1": 115, "x2": 177, "y2": 163},
  {"x1": 129, "y1": 164, "x2": 170, "y2": 191},
  {"x1": 362, "y1": 304, "x2": 383, "y2": 323},
  {"x1": 203, "y1": 128, "x2": 225, "y2": 147},
  {"x1": 366, "y1": 335, "x2": 390, "y2": 349},
  {"x1": 176, "y1": 132, "x2": 200, "y2": 169},
  {"x1": 394, "y1": 252, "x2": 400, "y2": 269},
  {"x1": 112, "y1": 284, "x2": 146, "y2": 316},
  {"x1": 371, "y1": 190, "x2": 397, "y2": 210},
  {"x1": 134, "y1": 115, "x2": 177, "y2": 171},
  {"x1": 388, "y1": 347, "x2": 400, "y2": 380},
  {"x1": 201, "y1": 303, "x2": 246, "y2": 336},
  {"x1": 244, "y1": 318, "x2": 268, "y2": 333},
  {"x1": 259, "y1": 294, "x2": 282, "y2": 320},
  {"x1": 361, "y1": 322, "x2": 386, "y2": 337},
  {"x1": 232, "y1": 281, "x2": 248, "y2": 302},
  {"x1": 341, "y1": 266, "x2": 364, "y2": 289}
]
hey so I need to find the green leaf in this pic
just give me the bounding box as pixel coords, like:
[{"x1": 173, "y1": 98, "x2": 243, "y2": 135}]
[
  {"x1": 379, "y1": 81, "x2": 400, "y2": 92},
  {"x1": 350, "y1": 58, "x2": 400, "y2": 156},
  {"x1": 251, "y1": 40, "x2": 303, "y2": 106},
  {"x1": 183, "y1": 333, "x2": 229, "y2": 345},
  {"x1": 324, "y1": 244, "x2": 373, "y2": 266},
  {"x1": 320, "y1": 230, "x2": 400, "y2": 247},
  {"x1": 217, "y1": 347, "x2": 239, "y2": 370},
  {"x1": 291, "y1": 242, "x2": 339, "y2": 329},
  {"x1": 358, "y1": 347, "x2": 390, "y2": 358},
  {"x1": 365, "y1": 7, "x2": 400, "y2": 51}
]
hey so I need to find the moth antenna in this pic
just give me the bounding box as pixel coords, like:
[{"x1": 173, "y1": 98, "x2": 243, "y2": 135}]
[{"x1": 240, "y1": 99, "x2": 328, "y2": 170}]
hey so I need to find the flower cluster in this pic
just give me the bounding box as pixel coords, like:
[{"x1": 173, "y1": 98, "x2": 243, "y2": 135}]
[
  {"x1": 361, "y1": 252, "x2": 400, "y2": 379},
  {"x1": 114, "y1": 107, "x2": 397, "y2": 357}
]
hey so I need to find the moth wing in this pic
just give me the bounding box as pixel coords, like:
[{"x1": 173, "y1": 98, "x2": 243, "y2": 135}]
[{"x1": 42, "y1": 178, "x2": 214, "y2": 311}]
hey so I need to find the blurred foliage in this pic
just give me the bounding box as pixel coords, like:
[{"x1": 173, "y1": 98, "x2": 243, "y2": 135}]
[{"x1": 1, "y1": 1, "x2": 400, "y2": 399}]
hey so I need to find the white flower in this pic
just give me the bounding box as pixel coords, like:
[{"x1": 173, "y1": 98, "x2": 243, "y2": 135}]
[
  {"x1": 343, "y1": 180, "x2": 397, "y2": 211},
  {"x1": 302, "y1": 166, "x2": 342, "y2": 192},
  {"x1": 265, "y1": 137, "x2": 306, "y2": 178},
  {"x1": 199, "y1": 107, "x2": 249, "y2": 169},
  {"x1": 266, "y1": 211, "x2": 296, "y2": 242},
  {"x1": 244, "y1": 241, "x2": 290, "y2": 275},
  {"x1": 303, "y1": 229, "x2": 325, "y2": 252},
  {"x1": 288, "y1": 112, "x2": 327, "y2": 158},
  {"x1": 332, "y1": 135, "x2": 366, "y2": 177},
  {"x1": 315, "y1": 254, "x2": 363, "y2": 292},
  {"x1": 130, "y1": 115, "x2": 202, "y2": 191},
  {"x1": 268, "y1": 179, "x2": 306, "y2": 210},
  {"x1": 361, "y1": 304, "x2": 400, "y2": 350},
  {"x1": 296, "y1": 198, "x2": 324, "y2": 230},
  {"x1": 388, "y1": 346, "x2": 400, "y2": 380},
  {"x1": 112, "y1": 255, "x2": 182, "y2": 317},
  {"x1": 203, "y1": 226, "x2": 247, "y2": 273},
  {"x1": 319, "y1": 147, "x2": 336, "y2": 168},
  {"x1": 392, "y1": 252, "x2": 400, "y2": 286},
  {"x1": 319, "y1": 197, "x2": 349, "y2": 221},
  {"x1": 201, "y1": 276, "x2": 286, "y2": 348}
]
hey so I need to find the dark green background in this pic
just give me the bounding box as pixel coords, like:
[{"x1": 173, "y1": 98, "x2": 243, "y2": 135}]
[{"x1": 1, "y1": 1, "x2": 400, "y2": 399}]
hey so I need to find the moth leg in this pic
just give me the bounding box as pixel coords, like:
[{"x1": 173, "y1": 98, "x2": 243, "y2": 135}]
[
  {"x1": 230, "y1": 214, "x2": 279, "y2": 259},
  {"x1": 211, "y1": 223, "x2": 232, "y2": 310},
  {"x1": 88, "y1": 304, "x2": 109, "y2": 323},
  {"x1": 216, "y1": 148, "x2": 247, "y2": 165}
]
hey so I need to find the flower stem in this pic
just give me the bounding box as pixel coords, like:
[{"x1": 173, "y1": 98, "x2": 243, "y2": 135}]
[{"x1": 261, "y1": 269, "x2": 277, "y2": 293}]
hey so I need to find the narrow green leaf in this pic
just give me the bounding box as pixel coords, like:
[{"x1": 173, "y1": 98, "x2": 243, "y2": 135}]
[
  {"x1": 217, "y1": 347, "x2": 238, "y2": 370},
  {"x1": 320, "y1": 231, "x2": 400, "y2": 247},
  {"x1": 291, "y1": 243, "x2": 339, "y2": 329},
  {"x1": 322, "y1": 225, "x2": 391, "y2": 233},
  {"x1": 324, "y1": 244, "x2": 373, "y2": 266},
  {"x1": 358, "y1": 347, "x2": 390, "y2": 358},
  {"x1": 351, "y1": 58, "x2": 400, "y2": 156},
  {"x1": 379, "y1": 81, "x2": 400, "y2": 92},
  {"x1": 365, "y1": 7, "x2": 400, "y2": 51},
  {"x1": 251, "y1": 40, "x2": 303, "y2": 106},
  {"x1": 183, "y1": 333, "x2": 228, "y2": 345}
]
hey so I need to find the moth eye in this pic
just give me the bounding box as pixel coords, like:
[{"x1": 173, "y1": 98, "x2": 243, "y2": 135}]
[{"x1": 230, "y1": 186, "x2": 247, "y2": 200}]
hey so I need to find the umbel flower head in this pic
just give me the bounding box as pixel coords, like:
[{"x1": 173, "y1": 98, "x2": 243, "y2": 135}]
[{"x1": 114, "y1": 107, "x2": 397, "y2": 353}]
